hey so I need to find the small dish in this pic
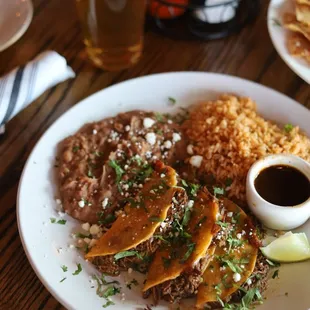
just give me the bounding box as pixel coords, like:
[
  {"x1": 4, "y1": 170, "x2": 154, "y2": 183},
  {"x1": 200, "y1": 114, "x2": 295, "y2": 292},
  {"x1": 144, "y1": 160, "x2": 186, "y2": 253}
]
[{"x1": 246, "y1": 154, "x2": 310, "y2": 231}]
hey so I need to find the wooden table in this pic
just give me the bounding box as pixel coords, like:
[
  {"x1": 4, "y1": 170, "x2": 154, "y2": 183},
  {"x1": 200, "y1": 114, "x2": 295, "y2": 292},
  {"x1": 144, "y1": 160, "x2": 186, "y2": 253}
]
[{"x1": 0, "y1": 0, "x2": 309, "y2": 309}]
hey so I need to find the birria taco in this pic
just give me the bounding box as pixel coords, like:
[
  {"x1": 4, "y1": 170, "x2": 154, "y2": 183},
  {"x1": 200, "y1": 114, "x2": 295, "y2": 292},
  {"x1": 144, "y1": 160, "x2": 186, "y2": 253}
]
[
  {"x1": 143, "y1": 188, "x2": 219, "y2": 303},
  {"x1": 85, "y1": 161, "x2": 188, "y2": 275}
]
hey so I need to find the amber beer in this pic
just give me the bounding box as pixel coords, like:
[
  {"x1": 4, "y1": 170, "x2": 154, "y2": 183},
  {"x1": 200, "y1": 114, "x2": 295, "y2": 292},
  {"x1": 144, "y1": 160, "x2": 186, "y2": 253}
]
[{"x1": 75, "y1": 0, "x2": 147, "y2": 71}]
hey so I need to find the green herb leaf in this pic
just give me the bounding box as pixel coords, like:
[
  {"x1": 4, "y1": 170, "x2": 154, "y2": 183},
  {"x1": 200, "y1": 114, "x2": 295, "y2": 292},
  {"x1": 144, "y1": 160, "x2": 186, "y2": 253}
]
[
  {"x1": 75, "y1": 232, "x2": 91, "y2": 239},
  {"x1": 72, "y1": 146, "x2": 80, "y2": 153},
  {"x1": 50, "y1": 218, "x2": 56, "y2": 223},
  {"x1": 153, "y1": 235, "x2": 170, "y2": 244},
  {"x1": 213, "y1": 187, "x2": 225, "y2": 197},
  {"x1": 182, "y1": 205, "x2": 192, "y2": 227},
  {"x1": 284, "y1": 123, "x2": 294, "y2": 133},
  {"x1": 168, "y1": 97, "x2": 176, "y2": 105},
  {"x1": 103, "y1": 286, "x2": 121, "y2": 298},
  {"x1": 102, "y1": 300, "x2": 115, "y2": 308},
  {"x1": 60, "y1": 277, "x2": 66, "y2": 283},
  {"x1": 114, "y1": 250, "x2": 143, "y2": 261},
  {"x1": 180, "y1": 242, "x2": 196, "y2": 263},
  {"x1": 108, "y1": 160, "x2": 124, "y2": 183},
  {"x1": 149, "y1": 216, "x2": 164, "y2": 222},
  {"x1": 225, "y1": 178, "x2": 233, "y2": 187},
  {"x1": 87, "y1": 169, "x2": 94, "y2": 178},
  {"x1": 215, "y1": 220, "x2": 229, "y2": 228},
  {"x1": 272, "y1": 269, "x2": 279, "y2": 279},
  {"x1": 99, "y1": 213, "x2": 116, "y2": 225},
  {"x1": 72, "y1": 263, "x2": 82, "y2": 275},
  {"x1": 241, "y1": 287, "x2": 263, "y2": 308},
  {"x1": 61, "y1": 265, "x2": 68, "y2": 272},
  {"x1": 155, "y1": 112, "x2": 165, "y2": 123},
  {"x1": 57, "y1": 219, "x2": 67, "y2": 225}
]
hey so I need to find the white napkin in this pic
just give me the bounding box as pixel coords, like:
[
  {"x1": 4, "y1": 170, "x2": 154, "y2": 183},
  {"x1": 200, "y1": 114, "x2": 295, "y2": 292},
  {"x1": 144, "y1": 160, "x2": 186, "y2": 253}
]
[{"x1": 0, "y1": 51, "x2": 75, "y2": 134}]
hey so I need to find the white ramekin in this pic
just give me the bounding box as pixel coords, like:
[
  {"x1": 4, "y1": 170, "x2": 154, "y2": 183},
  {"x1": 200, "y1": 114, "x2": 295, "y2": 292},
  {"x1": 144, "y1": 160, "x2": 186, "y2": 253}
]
[{"x1": 246, "y1": 154, "x2": 310, "y2": 230}]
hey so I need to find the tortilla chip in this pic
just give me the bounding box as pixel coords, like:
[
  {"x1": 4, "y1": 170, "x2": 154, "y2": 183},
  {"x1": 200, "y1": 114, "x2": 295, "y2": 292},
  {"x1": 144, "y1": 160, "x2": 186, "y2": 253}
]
[
  {"x1": 196, "y1": 199, "x2": 258, "y2": 308},
  {"x1": 143, "y1": 188, "x2": 219, "y2": 291},
  {"x1": 287, "y1": 32, "x2": 310, "y2": 64},
  {"x1": 296, "y1": 2, "x2": 310, "y2": 25},
  {"x1": 86, "y1": 161, "x2": 177, "y2": 258},
  {"x1": 283, "y1": 12, "x2": 310, "y2": 41}
]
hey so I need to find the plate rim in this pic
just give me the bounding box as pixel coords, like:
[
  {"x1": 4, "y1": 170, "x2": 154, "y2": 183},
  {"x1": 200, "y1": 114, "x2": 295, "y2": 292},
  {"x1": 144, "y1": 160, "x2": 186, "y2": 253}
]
[{"x1": 16, "y1": 71, "x2": 310, "y2": 309}]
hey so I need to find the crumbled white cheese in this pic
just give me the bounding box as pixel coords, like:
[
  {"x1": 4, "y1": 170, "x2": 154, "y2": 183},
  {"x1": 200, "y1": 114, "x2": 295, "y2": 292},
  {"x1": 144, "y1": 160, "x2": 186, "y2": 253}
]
[
  {"x1": 160, "y1": 221, "x2": 167, "y2": 228},
  {"x1": 145, "y1": 132, "x2": 156, "y2": 145},
  {"x1": 164, "y1": 140, "x2": 172, "y2": 149},
  {"x1": 160, "y1": 174, "x2": 166, "y2": 178},
  {"x1": 172, "y1": 132, "x2": 181, "y2": 142},
  {"x1": 56, "y1": 199, "x2": 62, "y2": 205},
  {"x1": 89, "y1": 239, "x2": 97, "y2": 248},
  {"x1": 69, "y1": 244, "x2": 75, "y2": 249},
  {"x1": 93, "y1": 129, "x2": 97, "y2": 135},
  {"x1": 168, "y1": 119, "x2": 173, "y2": 124},
  {"x1": 233, "y1": 273, "x2": 241, "y2": 282},
  {"x1": 78, "y1": 200, "x2": 85, "y2": 208},
  {"x1": 187, "y1": 200, "x2": 194, "y2": 208},
  {"x1": 187, "y1": 144, "x2": 194, "y2": 155},
  {"x1": 189, "y1": 155, "x2": 203, "y2": 168},
  {"x1": 58, "y1": 211, "x2": 66, "y2": 217},
  {"x1": 247, "y1": 278, "x2": 252, "y2": 285},
  {"x1": 145, "y1": 151, "x2": 152, "y2": 159},
  {"x1": 102, "y1": 198, "x2": 109, "y2": 208},
  {"x1": 84, "y1": 238, "x2": 91, "y2": 244},
  {"x1": 123, "y1": 184, "x2": 129, "y2": 191},
  {"x1": 124, "y1": 165, "x2": 129, "y2": 170},
  {"x1": 227, "y1": 212, "x2": 233, "y2": 217},
  {"x1": 236, "y1": 233, "x2": 242, "y2": 239},
  {"x1": 125, "y1": 125, "x2": 130, "y2": 132},
  {"x1": 128, "y1": 268, "x2": 133, "y2": 274},
  {"x1": 82, "y1": 222, "x2": 90, "y2": 231},
  {"x1": 138, "y1": 184, "x2": 143, "y2": 188},
  {"x1": 90, "y1": 224, "x2": 100, "y2": 235},
  {"x1": 143, "y1": 118, "x2": 155, "y2": 128}
]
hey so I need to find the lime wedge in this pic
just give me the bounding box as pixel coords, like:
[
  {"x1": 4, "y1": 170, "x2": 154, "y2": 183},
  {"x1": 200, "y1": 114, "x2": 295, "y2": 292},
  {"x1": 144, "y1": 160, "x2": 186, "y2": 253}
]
[{"x1": 260, "y1": 232, "x2": 310, "y2": 263}]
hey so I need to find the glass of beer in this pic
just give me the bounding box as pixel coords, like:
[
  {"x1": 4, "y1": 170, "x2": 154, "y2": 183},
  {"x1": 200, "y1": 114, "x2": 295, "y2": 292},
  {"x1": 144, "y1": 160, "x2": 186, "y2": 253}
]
[{"x1": 75, "y1": 0, "x2": 147, "y2": 71}]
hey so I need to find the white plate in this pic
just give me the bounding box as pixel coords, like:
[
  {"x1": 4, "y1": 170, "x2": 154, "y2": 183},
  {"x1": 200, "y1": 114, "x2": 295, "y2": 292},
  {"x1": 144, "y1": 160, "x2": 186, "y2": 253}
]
[
  {"x1": 268, "y1": 0, "x2": 310, "y2": 84},
  {"x1": 17, "y1": 72, "x2": 310, "y2": 310},
  {"x1": 0, "y1": 0, "x2": 33, "y2": 52}
]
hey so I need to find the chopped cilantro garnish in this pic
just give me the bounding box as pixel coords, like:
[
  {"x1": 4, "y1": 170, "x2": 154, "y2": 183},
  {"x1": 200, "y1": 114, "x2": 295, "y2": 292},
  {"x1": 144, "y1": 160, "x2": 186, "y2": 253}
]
[
  {"x1": 72, "y1": 263, "x2": 82, "y2": 275},
  {"x1": 180, "y1": 242, "x2": 196, "y2": 263},
  {"x1": 102, "y1": 300, "x2": 115, "y2": 308},
  {"x1": 272, "y1": 269, "x2": 279, "y2": 279},
  {"x1": 61, "y1": 265, "x2": 68, "y2": 272},
  {"x1": 75, "y1": 232, "x2": 91, "y2": 238},
  {"x1": 87, "y1": 169, "x2": 94, "y2": 178},
  {"x1": 93, "y1": 151, "x2": 103, "y2": 157},
  {"x1": 153, "y1": 235, "x2": 170, "y2": 244},
  {"x1": 181, "y1": 180, "x2": 200, "y2": 197},
  {"x1": 225, "y1": 178, "x2": 233, "y2": 187},
  {"x1": 182, "y1": 205, "x2": 192, "y2": 226},
  {"x1": 241, "y1": 287, "x2": 263, "y2": 308},
  {"x1": 72, "y1": 146, "x2": 80, "y2": 153},
  {"x1": 154, "y1": 112, "x2": 165, "y2": 122},
  {"x1": 149, "y1": 216, "x2": 164, "y2": 222},
  {"x1": 126, "y1": 279, "x2": 139, "y2": 289},
  {"x1": 114, "y1": 250, "x2": 143, "y2": 261},
  {"x1": 108, "y1": 160, "x2": 124, "y2": 183},
  {"x1": 60, "y1": 277, "x2": 66, "y2": 283},
  {"x1": 284, "y1": 123, "x2": 294, "y2": 133},
  {"x1": 168, "y1": 97, "x2": 176, "y2": 105},
  {"x1": 99, "y1": 213, "x2": 116, "y2": 225},
  {"x1": 50, "y1": 218, "x2": 66, "y2": 225},
  {"x1": 57, "y1": 219, "x2": 67, "y2": 225},
  {"x1": 215, "y1": 220, "x2": 229, "y2": 228},
  {"x1": 213, "y1": 187, "x2": 225, "y2": 197},
  {"x1": 103, "y1": 286, "x2": 121, "y2": 298},
  {"x1": 155, "y1": 129, "x2": 163, "y2": 135}
]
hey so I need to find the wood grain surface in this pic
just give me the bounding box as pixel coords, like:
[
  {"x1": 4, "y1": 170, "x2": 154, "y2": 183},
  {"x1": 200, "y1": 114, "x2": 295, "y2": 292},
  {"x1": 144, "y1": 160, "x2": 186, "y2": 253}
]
[{"x1": 0, "y1": 0, "x2": 309, "y2": 309}]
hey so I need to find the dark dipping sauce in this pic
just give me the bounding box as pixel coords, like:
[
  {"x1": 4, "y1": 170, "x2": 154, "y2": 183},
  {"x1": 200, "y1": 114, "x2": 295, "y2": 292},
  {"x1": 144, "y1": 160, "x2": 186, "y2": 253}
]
[{"x1": 254, "y1": 165, "x2": 310, "y2": 206}]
